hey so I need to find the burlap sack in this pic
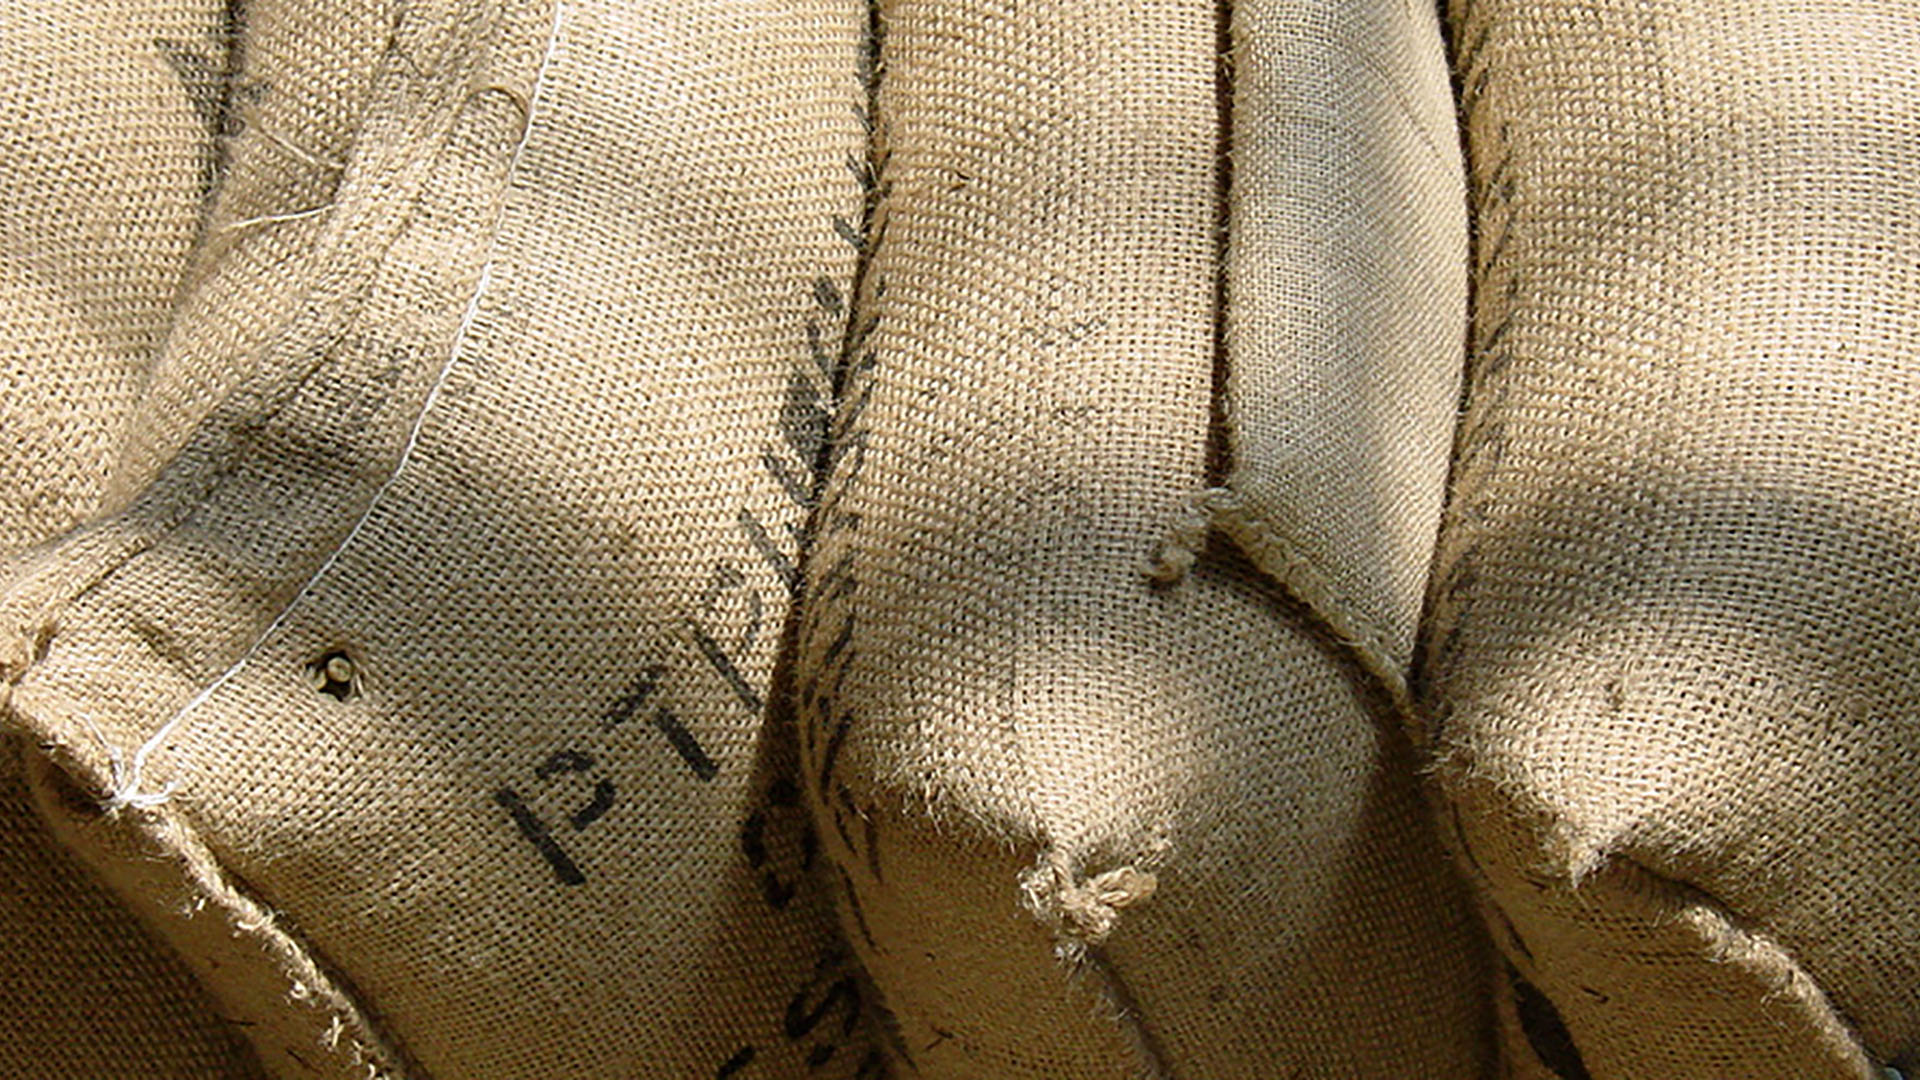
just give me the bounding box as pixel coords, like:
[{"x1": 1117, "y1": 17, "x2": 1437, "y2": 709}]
[
  {"x1": 1, "y1": 740, "x2": 269, "y2": 1079},
  {"x1": 108, "y1": 0, "x2": 398, "y2": 500},
  {"x1": 1426, "y1": 1, "x2": 1920, "y2": 1076},
  {"x1": 1, "y1": 0, "x2": 888, "y2": 1076},
  {"x1": 0, "y1": 3, "x2": 269, "y2": 1074},
  {"x1": 795, "y1": 0, "x2": 1488, "y2": 1075},
  {"x1": 0, "y1": 0, "x2": 215, "y2": 553}
]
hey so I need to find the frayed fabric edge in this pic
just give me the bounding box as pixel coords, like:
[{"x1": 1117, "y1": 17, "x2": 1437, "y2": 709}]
[
  {"x1": 9, "y1": 694, "x2": 418, "y2": 1080},
  {"x1": 1149, "y1": 485, "x2": 1411, "y2": 713}
]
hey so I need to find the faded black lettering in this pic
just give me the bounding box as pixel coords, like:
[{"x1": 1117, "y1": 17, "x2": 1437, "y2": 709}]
[
  {"x1": 651, "y1": 707, "x2": 719, "y2": 781},
  {"x1": 494, "y1": 788, "x2": 586, "y2": 887}
]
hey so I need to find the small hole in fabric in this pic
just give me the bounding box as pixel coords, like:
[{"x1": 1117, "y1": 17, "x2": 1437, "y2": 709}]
[{"x1": 309, "y1": 650, "x2": 360, "y2": 701}]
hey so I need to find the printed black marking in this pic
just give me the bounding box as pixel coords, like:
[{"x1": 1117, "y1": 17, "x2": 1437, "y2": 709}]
[
  {"x1": 814, "y1": 276, "x2": 845, "y2": 317},
  {"x1": 692, "y1": 623, "x2": 764, "y2": 715},
  {"x1": 740, "y1": 507, "x2": 802, "y2": 597},
  {"x1": 833, "y1": 215, "x2": 863, "y2": 251},
  {"x1": 784, "y1": 366, "x2": 830, "y2": 466},
  {"x1": 764, "y1": 447, "x2": 817, "y2": 509},
  {"x1": 650, "y1": 707, "x2": 719, "y2": 782},
  {"x1": 601, "y1": 665, "x2": 666, "y2": 728},
  {"x1": 817, "y1": 713, "x2": 855, "y2": 801},
  {"x1": 785, "y1": 973, "x2": 861, "y2": 1041},
  {"x1": 568, "y1": 779, "x2": 615, "y2": 831},
  {"x1": 534, "y1": 749, "x2": 595, "y2": 780},
  {"x1": 495, "y1": 788, "x2": 586, "y2": 887}
]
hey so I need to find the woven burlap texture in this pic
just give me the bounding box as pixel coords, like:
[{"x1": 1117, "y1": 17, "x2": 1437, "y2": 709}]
[
  {"x1": 0, "y1": 0, "x2": 271, "y2": 1073},
  {"x1": 1214, "y1": 0, "x2": 1468, "y2": 698},
  {"x1": 794, "y1": 0, "x2": 1489, "y2": 1076},
  {"x1": 0, "y1": 0, "x2": 886, "y2": 1076},
  {"x1": 0, "y1": 741, "x2": 270, "y2": 1079},
  {"x1": 1426, "y1": 1, "x2": 1920, "y2": 1077}
]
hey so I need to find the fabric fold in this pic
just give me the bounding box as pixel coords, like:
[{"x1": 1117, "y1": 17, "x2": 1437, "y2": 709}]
[{"x1": 1426, "y1": 1, "x2": 1920, "y2": 1075}]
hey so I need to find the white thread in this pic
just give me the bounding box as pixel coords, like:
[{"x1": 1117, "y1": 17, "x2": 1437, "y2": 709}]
[
  {"x1": 79, "y1": 713, "x2": 177, "y2": 811},
  {"x1": 101, "y1": 2, "x2": 568, "y2": 811},
  {"x1": 253, "y1": 118, "x2": 348, "y2": 172},
  {"x1": 215, "y1": 204, "x2": 335, "y2": 236}
]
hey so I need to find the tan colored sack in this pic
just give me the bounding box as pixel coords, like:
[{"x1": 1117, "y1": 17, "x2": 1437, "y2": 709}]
[
  {"x1": 0, "y1": 0, "x2": 215, "y2": 552},
  {"x1": 0, "y1": 3, "x2": 273, "y2": 1075},
  {"x1": 1, "y1": 0, "x2": 887, "y2": 1076},
  {"x1": 0, "y1": 739, "x2": 268, "y2": 1079},
  {"x1": 109, "y1": 0, "x2": 398, "y2": 499},
  {"x1": 795, "y1": 0, "x2": 1488, "y2": 1075},
  {"x1": 1427, "y1": 1, "x2": 1920, "y2": 1076}
]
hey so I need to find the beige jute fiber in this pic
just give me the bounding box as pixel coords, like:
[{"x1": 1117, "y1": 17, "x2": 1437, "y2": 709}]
[
  {"x1": 0, "y1": 0, "x2": 214, "y2": 555},
  {"x1": 0, "y1": 0, "x2": 887, "y2": 1076},
  {"x1": 795, "y1": 0, "x2": 1487, "y2": 1075},
  {"x1": 108, "y1": 0, "x2": 399, "y2": 500},
  {"x1": 1427, "y1": 1, "x2": 1920, "y2": 1076},
  {"x1": 1219, "y1": 0, "x2": 1469, "y2": 698},
  {"x1": 0, "y1": 742, "x2": 268, "y2": 1079},
  {"x1": 0, "y1": 1, "x2": 269, "y2": 1074}
]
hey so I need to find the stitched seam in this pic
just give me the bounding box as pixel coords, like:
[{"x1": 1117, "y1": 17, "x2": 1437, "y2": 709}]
[
  {"x1": 16, "y1": 702, "x2": 420, "y2": 1078},
  {"x1": 1200, "y1": 488, "x2": 1411, "y2": 709},
  {"x1": 1, "y1": 18, "x2": 475, "y2": 686},
  {"x1": 99, "y1": 2, "x2": 567, "y2": 809}
]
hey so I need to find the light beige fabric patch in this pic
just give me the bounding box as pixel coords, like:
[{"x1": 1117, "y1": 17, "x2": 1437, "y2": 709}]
[
  {"x1": 1213, "y1": 0, "x2": 1468, "y2": 695},
  {"x1": 0, "y1": 0, "x2": 884, "y2": 1076},
  {"x1": 1427, "y1": 1, "x2": 1920, "y2": 1076},
  {"x1": 108, "y1": 0, "x2": 399, "y2": 500},
  {"x1": 796, "y1": 0, "x2": 1488, "y2": 1076},
  {"x1": 0, "y1": 0, "x2": 215, "y2": 552},
  {"x1": 0, "y1": 2, "x2": 271, "y2": 1074}
]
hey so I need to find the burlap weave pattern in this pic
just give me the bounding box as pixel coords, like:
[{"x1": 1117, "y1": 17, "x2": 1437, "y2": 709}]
[
  {"x1": 108, "y1": 0, "x2": 396, "y2": 500},
  {"x1": 0, "y1": 0, "x2": 215, "y2": 552},
  {"x1": 795, "y1": 1, "x2": 1489, "y2": 1076},
  {"x1": 0, "y1": 741, "x2": 269, "y2": 1079},
  {"x1": 15, "y1": 0, "x2": 1910, "y2": 1076},
  {"x1": 0, "y1": 2, "x2": 270, "y2": 1074},
  {"x1": 1426, "y1": 1, "x2": 1920, "y2": 1076},
  {"x1": 1220, "y1": 0, "x2": 1468, "y2": 695},
  {"x1": 1, "y1": 0, "x2": 885, "y2": 1076}
]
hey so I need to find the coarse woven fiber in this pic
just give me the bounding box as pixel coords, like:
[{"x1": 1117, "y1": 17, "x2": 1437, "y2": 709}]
[
  {"x1": 0, "y1": 0, "x2": 888, "y2": 1076},
  {"x1": 0, "y1": 2, "x2": 270, "y2": 1074},
  {"x1": 1219, "y1": 0, "x2": 1468, "y2": 694},
  {"x1": 107, "y1": 0, "x2": 399, "y2": 501},
  {"x1": 0, "y1": 739, "x2": 267, "y2": 1080},
  {"x1": 0, "y1": 0, "x2": 214, "y2": 556},
  {"x1": 1494, "y1": 962, "x2": 1593, "y2": 1080},
  {"x1": 795, "y1": 0, "x2": 1488, "y2": 1075},
  {"x1": 1425, "y1": 0, "x2": 1920, "y2": 1076}
]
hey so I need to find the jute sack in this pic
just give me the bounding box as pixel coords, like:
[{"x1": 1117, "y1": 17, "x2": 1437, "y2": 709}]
[
  {"x1": 0, "y1": 0, "x2": 216, "y2": 554},
  {"x1": 795, "y1": 0, "x2": 1488, "y2": 1075},
  {"x1": 0, "y1": 741, "x2": 267, "y2": 1079},
  {"x1": 107, "y1": 0, "x2": 400, "y2": 499},
  {"x1": 0, "y1": 2, "x2": 268, "y2": 1074},
  {"x1": 1425, "y1": 1, "x2": 1920, "y2": 1076},
  {"x1": 0, "y1": 0, "x2": 889, "y2": 1076}
]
